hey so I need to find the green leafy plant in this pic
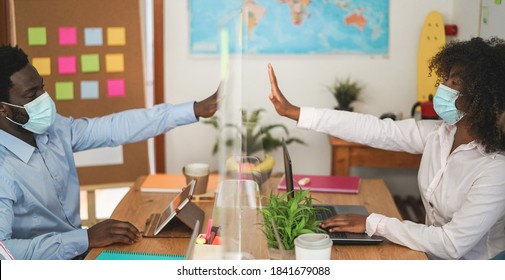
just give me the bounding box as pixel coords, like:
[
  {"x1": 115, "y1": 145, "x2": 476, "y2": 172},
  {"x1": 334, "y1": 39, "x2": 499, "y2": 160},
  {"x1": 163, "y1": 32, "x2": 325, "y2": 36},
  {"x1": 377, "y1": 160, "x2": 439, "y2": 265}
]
[
  {"x1": 327, "y1": 77, "x2": 363, "y2": 111},
  {"x1": 203, "y1": 108, "x2": 305, "y2": 155},
  {"x1": 259, "y1": 189, "x2": 326, "y2": 251}
]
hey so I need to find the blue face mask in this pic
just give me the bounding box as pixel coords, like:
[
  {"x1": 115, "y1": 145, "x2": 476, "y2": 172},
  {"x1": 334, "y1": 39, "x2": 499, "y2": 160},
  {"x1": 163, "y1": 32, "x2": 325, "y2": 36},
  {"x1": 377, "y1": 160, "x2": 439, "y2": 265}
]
[
  {"x1": 2, "y1": 92, "x2": 56, "y2": 134},
  {"x1": 433, "y1": 84, "x2": 465, "y2": 125}
]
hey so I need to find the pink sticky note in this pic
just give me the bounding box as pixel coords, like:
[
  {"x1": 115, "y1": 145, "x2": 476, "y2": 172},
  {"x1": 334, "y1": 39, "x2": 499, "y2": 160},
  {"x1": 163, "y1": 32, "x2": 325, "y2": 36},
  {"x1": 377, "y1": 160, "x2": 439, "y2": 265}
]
[
  {"x1": 59, "y1": 27, "x2": 77, "y2": 45},
  {"x1": 107, "y1": 79, "x2": 125, "y2": 97},
  {"x1": 58, "y1": 56, "x2": 76, "y2": 74}
]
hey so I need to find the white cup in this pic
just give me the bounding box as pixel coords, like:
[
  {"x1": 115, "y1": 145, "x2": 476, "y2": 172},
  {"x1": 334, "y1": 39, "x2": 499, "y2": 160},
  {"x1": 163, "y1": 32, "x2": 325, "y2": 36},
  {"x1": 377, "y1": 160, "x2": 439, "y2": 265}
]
[
  {"x1": 294, "y1": 233, "x2": 332, "y2": 260},
  {"x1": 182, "y1": 163, "x2": 209, "y2": 195}
]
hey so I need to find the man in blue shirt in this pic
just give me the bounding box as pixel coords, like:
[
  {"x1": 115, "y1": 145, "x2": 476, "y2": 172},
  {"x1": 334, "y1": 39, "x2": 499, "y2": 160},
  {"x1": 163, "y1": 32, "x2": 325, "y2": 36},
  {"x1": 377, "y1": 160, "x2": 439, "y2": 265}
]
[{"x1": 0, "y1": 45, "x2": 218, "y2": 259}]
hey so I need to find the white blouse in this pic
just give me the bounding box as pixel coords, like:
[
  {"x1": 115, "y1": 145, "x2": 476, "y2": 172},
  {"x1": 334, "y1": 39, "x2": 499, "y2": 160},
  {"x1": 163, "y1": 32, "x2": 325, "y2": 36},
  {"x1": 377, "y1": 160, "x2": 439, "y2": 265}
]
[{"x1": 297, "y1": 107, "x2": 505, "y2": 259}]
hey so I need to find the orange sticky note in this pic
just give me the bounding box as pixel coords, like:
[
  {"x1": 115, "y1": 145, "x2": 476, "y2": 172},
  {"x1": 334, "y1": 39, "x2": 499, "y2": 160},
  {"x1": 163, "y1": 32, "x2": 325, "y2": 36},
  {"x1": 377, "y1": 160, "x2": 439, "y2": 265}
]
[
  {"x1": 107, "y1": 27, "x2": 126, "y2": 46},
  {"x1": 32, "y1": 57, "x2": 51, "y2": 76},
  {"x1": 105, "y1": 53, "x2": 124, "y2": 73}
]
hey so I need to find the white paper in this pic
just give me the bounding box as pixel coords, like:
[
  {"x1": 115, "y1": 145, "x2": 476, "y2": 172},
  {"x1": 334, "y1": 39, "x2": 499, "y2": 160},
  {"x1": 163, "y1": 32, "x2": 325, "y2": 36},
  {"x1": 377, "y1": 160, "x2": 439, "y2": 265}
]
[{"x1": 74, "y1": 146, "x2": 124, "y2": 167}]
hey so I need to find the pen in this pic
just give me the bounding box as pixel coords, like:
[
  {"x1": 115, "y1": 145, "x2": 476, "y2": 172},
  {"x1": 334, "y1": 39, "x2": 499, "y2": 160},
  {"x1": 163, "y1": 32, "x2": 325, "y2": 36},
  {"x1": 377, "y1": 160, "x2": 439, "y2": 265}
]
[
  {"x1": 208, "y1": 231, "x2": 216, "y2": 245},
  {"x1": 209, "y1": 226, "x2": 220, "y2": 245},
  {"x1": 205, "y1": 219, "x2": 213, "y2": 244}
]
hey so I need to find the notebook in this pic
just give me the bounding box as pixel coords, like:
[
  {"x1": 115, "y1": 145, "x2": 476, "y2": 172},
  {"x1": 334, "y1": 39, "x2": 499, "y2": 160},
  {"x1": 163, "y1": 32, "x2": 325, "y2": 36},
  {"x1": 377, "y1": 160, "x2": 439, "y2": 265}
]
[
  {"x1": 140, "y1": 174, "x2": 188, "y2": 193},
  {"x1": 278, "y1": 174, "x2": 360, "y2": 193},
  {"x1": 140, "y1": 173, "x2": 219, "y2": 193},
  {"x1": 95, "y1": 250, "x2": 185, "y2": 260},
  {"x1": 281, "y1": 139, "x2": 384, "y2": 245},
  {"x1": 96, "y1": 220, "x2": 201, "y2": 260}
]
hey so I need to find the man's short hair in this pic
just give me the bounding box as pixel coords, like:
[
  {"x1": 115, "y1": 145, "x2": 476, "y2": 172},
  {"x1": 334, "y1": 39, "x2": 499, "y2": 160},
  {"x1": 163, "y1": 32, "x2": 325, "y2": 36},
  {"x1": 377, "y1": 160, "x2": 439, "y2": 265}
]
[{"x1": 0, "y1": 45, "x2": 29, "y2": 102}]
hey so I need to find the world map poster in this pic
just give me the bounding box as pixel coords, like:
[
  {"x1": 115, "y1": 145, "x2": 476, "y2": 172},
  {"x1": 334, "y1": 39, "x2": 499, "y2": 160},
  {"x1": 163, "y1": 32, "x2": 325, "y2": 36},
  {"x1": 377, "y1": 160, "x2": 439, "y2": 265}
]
[{"x1": 189, "y1": 0, "x2": 389, "y2": 55}]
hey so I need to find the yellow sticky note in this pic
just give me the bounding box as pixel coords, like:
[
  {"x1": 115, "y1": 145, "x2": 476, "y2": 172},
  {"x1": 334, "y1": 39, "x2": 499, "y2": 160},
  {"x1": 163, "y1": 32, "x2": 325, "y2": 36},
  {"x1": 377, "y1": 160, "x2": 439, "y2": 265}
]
[
  {"x1": 105, "y1": 53, "x2": 124, "y2": 72},
  {"x1": 32, "y1": 57, "x2": 51, "y2": 76},
  {"x1": 107, "y1": 27, "x2": 126, "y2": 46}
]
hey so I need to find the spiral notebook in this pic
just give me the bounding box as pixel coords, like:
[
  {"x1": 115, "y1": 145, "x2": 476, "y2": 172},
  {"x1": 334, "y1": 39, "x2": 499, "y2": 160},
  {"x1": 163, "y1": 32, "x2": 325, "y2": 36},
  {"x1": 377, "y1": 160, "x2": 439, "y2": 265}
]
[
  {"x1": 96, "y1": 220, "x2": 200, "y2": 260},
  {"x1": 96, "y1": 250, "x2": 185, "y2": 260}
]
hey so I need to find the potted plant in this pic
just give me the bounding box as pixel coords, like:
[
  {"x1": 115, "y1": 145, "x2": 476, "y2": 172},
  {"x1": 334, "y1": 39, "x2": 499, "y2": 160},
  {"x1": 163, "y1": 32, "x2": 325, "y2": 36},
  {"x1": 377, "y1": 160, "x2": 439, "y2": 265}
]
[
  {"x1": 259, "y1": 189, "x2": 325, "y2": 260},
  {"x1": 327, "y1": 77, "x2": 363, "y2": 111},
  {"x1": 203, "y1": 108, "x2": 305, "y2": 183}
]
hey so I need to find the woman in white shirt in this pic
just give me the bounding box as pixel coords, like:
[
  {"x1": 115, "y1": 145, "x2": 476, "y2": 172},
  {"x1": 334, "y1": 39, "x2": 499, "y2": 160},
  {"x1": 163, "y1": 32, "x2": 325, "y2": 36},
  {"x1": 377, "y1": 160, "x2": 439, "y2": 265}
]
[{"x1": 267, "y1": 37, "x2": 505, "y2": 260}]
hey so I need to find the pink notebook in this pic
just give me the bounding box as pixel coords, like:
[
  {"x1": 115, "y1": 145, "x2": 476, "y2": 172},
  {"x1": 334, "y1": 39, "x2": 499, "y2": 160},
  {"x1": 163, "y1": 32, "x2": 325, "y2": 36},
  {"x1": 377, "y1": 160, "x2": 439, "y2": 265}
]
[{"x1": 278, "y1": 174, "x2": 360, "y2": 194}]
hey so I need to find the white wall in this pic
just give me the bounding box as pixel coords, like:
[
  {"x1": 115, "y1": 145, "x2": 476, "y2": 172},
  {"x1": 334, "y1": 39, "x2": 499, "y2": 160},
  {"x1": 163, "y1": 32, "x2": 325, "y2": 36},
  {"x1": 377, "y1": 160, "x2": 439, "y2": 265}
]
[{"x1": 163, "y1": 0, "x2": 480, "y2": 197}]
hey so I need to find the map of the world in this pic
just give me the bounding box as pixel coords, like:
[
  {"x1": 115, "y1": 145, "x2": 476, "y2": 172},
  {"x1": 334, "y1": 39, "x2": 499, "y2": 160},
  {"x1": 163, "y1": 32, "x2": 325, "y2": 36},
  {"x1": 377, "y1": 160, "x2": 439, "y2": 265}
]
[{"x1": 189, "y1": 0, "x2": 389, "y2": 55}]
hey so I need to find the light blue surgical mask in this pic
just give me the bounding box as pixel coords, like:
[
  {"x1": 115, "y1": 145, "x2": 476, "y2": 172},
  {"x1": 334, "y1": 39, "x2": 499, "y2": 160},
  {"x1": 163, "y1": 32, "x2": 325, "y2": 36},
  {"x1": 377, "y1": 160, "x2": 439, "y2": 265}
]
[
  {"x1": 2, "y1": 92, "x2": 56, "y2": 134},
  {"x1": 433, "y1": 84, "x2": 465, "y2": 125}
]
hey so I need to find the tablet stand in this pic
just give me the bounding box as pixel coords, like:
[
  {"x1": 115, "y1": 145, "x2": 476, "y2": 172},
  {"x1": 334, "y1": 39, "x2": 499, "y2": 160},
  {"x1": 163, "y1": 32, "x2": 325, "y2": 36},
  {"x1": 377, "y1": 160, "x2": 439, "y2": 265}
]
[{"x1": 143, "y1": 201, "x2": 204, "y2": 238}]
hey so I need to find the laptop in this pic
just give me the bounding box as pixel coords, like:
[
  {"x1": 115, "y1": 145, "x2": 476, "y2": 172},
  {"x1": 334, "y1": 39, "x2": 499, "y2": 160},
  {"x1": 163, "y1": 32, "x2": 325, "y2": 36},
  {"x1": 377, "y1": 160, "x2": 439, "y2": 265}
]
[{"x1": 282, "y1": 139, "x2": 384, "y2": 245}]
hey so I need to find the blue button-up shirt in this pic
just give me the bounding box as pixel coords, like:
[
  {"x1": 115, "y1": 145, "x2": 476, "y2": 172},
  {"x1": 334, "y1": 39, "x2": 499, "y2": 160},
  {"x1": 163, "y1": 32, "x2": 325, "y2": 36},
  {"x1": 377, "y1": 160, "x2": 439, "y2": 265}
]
[{"x1": 0, "y1": 102, "x2": 197, "y2": 259}]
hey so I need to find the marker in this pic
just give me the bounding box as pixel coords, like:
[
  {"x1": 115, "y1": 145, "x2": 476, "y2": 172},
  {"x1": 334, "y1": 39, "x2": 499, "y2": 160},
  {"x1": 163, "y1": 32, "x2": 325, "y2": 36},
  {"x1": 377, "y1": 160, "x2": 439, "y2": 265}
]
[{"x1": 205, "y1": 219, "x2": 213, "y2": 244}]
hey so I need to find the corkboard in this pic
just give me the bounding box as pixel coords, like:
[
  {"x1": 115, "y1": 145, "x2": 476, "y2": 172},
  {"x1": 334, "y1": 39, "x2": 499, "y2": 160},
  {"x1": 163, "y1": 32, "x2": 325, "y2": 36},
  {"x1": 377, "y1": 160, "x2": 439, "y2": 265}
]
[{"x1": 12, "y1": 0, "x2": 149, "y2": 185}]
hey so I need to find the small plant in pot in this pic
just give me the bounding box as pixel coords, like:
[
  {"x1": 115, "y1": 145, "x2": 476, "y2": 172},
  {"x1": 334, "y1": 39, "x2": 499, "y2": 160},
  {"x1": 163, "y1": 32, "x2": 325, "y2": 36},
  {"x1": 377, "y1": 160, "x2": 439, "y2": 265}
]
[
  {"x1": 259, "y1": 189, "x2": 325, "y2": 260},
  {"x1": 327, "y1": 77, "x2": 363, "y2": 111}
]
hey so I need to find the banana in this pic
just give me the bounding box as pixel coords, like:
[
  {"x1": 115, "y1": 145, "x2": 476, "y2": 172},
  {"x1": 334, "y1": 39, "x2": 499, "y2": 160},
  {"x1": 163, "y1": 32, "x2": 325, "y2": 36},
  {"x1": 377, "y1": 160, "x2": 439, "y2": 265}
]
[
  {"x1": 253, "y1": 154, "x2": 275, "y2": 172},
  {"x1": 225, "y1": 157, "x2": 239, "y2": 171},
  {"x1": 225, "y1": 154, "x2": 275, "y2": 172}
]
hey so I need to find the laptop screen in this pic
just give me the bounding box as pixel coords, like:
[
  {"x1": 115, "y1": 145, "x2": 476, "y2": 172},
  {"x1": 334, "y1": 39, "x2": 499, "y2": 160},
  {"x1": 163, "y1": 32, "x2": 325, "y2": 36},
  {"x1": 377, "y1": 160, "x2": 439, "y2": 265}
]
[{"x1": 282, "y1": 138, "x2": 295, "y2": 199}]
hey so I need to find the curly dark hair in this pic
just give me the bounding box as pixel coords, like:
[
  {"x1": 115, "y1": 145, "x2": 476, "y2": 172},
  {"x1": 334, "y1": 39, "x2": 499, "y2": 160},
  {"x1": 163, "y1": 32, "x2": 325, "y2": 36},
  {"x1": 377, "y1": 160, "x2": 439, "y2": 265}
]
[
  {"x1": 0, "y1": 45, "x2": 29, "y2": 103},
  {"x1": 429, "y1": 37, "x2": 505, "y2": 153}
]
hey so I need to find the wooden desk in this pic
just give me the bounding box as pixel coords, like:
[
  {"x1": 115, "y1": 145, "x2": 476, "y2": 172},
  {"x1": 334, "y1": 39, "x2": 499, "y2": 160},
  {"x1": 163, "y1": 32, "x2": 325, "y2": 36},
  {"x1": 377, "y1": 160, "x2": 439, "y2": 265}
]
[
  {"x1": 330, "y1": 137, "x2": 422, "y2": 176},
  {"x1": 86, "y1": 176, "x2": 427, "y2": 260}
]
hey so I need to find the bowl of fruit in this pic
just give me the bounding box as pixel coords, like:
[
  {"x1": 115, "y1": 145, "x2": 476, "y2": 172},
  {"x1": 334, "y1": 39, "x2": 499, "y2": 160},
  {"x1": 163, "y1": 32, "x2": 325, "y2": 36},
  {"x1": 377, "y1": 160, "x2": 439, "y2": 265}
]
[{"x1": 225, "y1": 154, "x2": 275, "y2": 186}]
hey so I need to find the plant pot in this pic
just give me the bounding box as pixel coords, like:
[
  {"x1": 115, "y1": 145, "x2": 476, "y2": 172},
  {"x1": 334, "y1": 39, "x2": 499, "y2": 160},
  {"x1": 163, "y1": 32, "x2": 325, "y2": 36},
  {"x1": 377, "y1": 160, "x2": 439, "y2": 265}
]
[
  {"x1": 267, "y1": 247, "x2": 295, "y2": 260},
  {"x1": 334, "y1": 106, "x2": 354, "y2": 112}
]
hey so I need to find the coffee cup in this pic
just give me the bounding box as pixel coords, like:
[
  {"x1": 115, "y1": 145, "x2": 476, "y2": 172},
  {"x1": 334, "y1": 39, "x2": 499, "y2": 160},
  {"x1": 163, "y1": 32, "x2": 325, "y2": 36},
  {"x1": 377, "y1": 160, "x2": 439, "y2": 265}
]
[
  {"x1": 182, "y1": 163, "x2": 209, "y2": 195},
  {"x1": 294, "y1": 233, "x2": 332, "y2": 260}
]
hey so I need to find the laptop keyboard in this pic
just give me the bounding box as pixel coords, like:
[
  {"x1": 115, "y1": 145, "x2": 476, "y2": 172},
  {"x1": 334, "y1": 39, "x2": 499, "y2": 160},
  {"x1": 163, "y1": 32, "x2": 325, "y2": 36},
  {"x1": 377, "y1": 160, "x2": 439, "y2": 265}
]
[
  {"x1": 312, "y1": 205, "x2": 384, "y2": 244},
  {"x1": 314, "y1": 206, "x2": 348, "y2": 238},
  {"x1": 315, "y1": 206, "x2": 334, "y2": 221}
]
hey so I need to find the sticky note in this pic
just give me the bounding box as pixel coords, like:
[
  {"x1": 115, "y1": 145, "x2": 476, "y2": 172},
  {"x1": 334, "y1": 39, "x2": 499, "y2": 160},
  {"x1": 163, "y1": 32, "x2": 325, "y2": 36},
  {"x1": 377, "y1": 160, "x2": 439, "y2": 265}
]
[
  {"x1": 58, "y1": 56, "x2": 77, "y2": 74},
  {"x1": 220, "y1": 29, "x2": 230, "y2": 79},
  {"x1": 84, "y1": 27, "x2": 103, "y2": 46},
  {"x1": 81, "y1": 81, "x2": 99, "y2": 99},
  {"x1": 55, "y1": 82, "x2": 74, "y2": 100},
  {"x1": 107, "y1": 27, "x2": 126, "y2": 46},
  {"x1": 105, "y1": 53, "x2": 124, "y2": 72},
  {"x1": 28, "y1": 27, "x2": 47, "y2": 46},
  {"x1": 482, "y1": 6, "x2": 490, "y2": 25},
  {"x1": 32, "y1": 57, "x2": 51, "y2": 76},
  {"x1": 107, "y1": 79, "x2": 125, "y2": 97},
  {"x1": 59, "y1": 27, "x2": 77, "y2": 45},
  {"x1": 81, "y1": 54, "x2": 100, "y2": 72}
]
